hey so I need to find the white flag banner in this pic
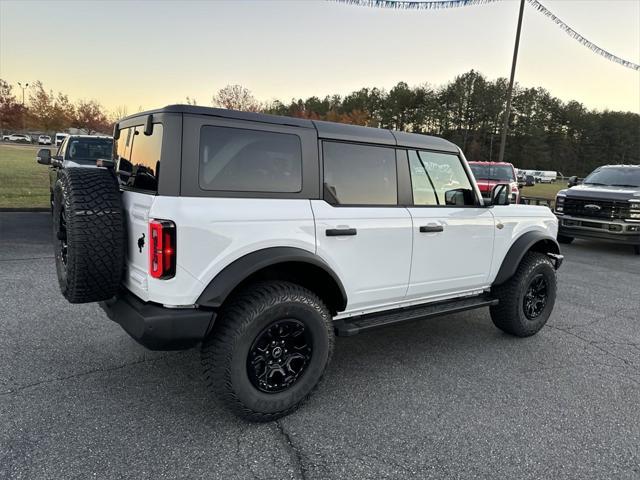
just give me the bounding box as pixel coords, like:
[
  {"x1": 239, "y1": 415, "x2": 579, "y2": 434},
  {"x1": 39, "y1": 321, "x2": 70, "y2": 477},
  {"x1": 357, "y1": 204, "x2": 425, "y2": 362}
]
[
  {"x1": 334, "y1": 0, "x2": 640, "y2": 71},
  {"x1": 527, "y1": 0, "x2": 639, "y2": 71}
]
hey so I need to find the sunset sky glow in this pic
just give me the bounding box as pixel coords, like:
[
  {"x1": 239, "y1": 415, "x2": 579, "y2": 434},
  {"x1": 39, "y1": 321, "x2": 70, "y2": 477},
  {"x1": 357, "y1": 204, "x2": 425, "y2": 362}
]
[{"x1": 1, "y1": 0, "x2": 638, "y2": 114}]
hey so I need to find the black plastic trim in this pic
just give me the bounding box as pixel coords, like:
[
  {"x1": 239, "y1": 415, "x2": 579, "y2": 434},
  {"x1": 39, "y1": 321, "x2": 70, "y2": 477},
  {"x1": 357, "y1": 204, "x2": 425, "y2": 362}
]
[
  {"x1": 492, "y1": 231, "x2": 561, "y2": 286},
  {"x1": 326, "y1": 228, "x2": 357, "y2": 236},
  {"x1": 196, "y1": 247, "x2": 348, "y2": 310},
  {"x1": 334, "y1": 294, "x2": 498, "y2": 336},
  {"x1": 99, "y1": 291, "x2": 215, "y2": 351}
]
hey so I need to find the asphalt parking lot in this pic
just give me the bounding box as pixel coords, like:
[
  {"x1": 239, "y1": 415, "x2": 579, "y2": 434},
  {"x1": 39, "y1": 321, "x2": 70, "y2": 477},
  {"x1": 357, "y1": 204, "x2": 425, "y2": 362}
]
[{"x1": 1, "y1": 212, "x2": 638, "y2": 480}]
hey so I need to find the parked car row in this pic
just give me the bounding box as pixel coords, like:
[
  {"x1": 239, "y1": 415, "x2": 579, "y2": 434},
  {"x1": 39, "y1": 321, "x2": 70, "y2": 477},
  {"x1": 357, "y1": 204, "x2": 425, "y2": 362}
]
[
  {"x1": 2, "y1": 133, "x2": 64, "y2": 145},
  {"x1": 464, "y1": 160, "x2": 639, "y2": 254}
]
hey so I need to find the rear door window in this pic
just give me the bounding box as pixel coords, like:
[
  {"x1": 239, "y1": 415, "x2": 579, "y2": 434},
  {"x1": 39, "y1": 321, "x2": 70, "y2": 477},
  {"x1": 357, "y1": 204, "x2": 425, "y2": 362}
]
[
  {"x1": 322, "y1": 141, "x2": 397, "y2": 205},
  {"x1": 199, "y1": 126, "x2": 302, "y2": 193}
]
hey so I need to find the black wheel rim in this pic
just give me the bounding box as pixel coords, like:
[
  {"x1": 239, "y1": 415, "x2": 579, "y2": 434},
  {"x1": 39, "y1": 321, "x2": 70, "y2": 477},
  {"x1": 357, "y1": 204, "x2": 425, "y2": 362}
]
[
  {"x1": 247, "y1": 319, "x2": 313, "y2": 393},
  {"x1": 523, "y1": 274, "x2": 548, "y2": 320},
  {"x1": 58, "y1": 207, "x2": 68, "y2": 269}
]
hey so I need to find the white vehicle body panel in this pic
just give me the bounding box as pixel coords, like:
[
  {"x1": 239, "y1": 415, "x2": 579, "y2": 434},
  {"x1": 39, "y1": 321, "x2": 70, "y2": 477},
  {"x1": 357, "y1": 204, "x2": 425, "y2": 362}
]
[
  {"x1": 405, "y1": 207, "x2": 495, "y2": 299},
  {"x1": 311, "y1": 200, "x2": 413, "y2": 314},
  {"x1": 488, "y1": 205, "x2": 559, "y2": 282},
  {"x1": 132, "y1": 195, "x2": 558, "y2": 313},
  {"x1": 132, "y1": 196, "x2": 316, "y2": 306}
]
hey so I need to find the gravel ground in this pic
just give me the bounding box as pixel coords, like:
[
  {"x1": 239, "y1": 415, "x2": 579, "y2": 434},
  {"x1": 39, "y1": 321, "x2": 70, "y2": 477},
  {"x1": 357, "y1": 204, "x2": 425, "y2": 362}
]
[{"x1": 1, "y1": 212, "x2": 638, "y2": 480}]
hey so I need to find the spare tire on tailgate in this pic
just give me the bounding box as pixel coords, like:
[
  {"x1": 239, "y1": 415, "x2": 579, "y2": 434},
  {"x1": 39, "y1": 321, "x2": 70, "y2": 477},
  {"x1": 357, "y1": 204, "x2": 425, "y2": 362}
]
[{"x1": 52, "y1": 167, "x2": 125, "y2": 303}]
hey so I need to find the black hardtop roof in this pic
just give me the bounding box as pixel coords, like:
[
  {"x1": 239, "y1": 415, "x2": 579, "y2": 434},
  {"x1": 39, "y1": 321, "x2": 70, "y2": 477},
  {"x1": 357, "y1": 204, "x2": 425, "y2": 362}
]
[{"x1": 124, "y1": 104, "x2": 459, "y2": 152}]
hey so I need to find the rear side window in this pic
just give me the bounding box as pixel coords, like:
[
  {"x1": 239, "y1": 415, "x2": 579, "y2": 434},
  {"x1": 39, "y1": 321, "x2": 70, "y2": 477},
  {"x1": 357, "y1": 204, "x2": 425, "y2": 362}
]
[
  {"x1": 199, "y1": 126, "x2": 302, "y2": 193},
  {"x1": 323, "y1": 142, "x2": 397, "y2": 206},
  {"x1": 116, "y1": 124, "x2": 163, "y2": 193}
]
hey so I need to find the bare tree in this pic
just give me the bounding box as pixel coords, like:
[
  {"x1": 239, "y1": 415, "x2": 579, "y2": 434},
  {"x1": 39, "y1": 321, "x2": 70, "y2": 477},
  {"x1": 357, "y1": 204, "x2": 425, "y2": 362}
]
[
  {"x1": 111, "y1": 105, "x2": 129, "y2": 122},
  {"x1": 212, "y1": 85, "x2": 261, "y2": 112}
]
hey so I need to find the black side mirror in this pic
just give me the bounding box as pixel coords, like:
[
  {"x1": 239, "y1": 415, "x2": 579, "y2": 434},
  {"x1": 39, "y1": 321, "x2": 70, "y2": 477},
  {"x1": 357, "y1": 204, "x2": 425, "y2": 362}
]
[
  {"x1": 36, "y1": 148, "x2": 51, "y2": 165},
  {"x1": 567, "y1": 176, "x2": 578, "y2": 187},
  {"x1": 490, "y1": 183, "x2": 511, "y2": 206},
  {"x1": 444, "y1": 188, "x2": 466, "y2": 206}
]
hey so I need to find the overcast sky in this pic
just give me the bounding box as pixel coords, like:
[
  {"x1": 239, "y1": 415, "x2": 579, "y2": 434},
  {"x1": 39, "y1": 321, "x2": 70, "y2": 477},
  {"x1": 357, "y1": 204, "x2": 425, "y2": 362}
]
[{"x1": 1, "y1": 0, "x2": 638, "y2": 113}]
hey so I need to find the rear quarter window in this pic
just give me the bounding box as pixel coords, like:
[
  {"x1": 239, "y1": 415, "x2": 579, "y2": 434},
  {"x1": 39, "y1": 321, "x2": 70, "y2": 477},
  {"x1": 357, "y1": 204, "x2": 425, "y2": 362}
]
[
  {"x1": 115, "y1": 124, "x2": 163, "y2": 193},
  {"x1": 198, "y1": 126, "x2": 302, "y2": 193}
]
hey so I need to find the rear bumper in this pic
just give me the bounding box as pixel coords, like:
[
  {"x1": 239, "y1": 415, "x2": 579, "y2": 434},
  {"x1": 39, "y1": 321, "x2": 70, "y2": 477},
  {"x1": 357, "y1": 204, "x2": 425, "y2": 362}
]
[
  {"x1": 557, "y1": 215, "x2": 640, "y2": 245},
  {"x1": 99, "y1": 291, "x2": 215, "y2": 351}
]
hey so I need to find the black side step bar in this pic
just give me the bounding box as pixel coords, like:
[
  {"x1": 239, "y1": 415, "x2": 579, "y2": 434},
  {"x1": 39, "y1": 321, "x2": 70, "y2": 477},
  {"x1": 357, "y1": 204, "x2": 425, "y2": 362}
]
[{"x1": 333, "y1": 295, "x2": 498, "y2": 337}]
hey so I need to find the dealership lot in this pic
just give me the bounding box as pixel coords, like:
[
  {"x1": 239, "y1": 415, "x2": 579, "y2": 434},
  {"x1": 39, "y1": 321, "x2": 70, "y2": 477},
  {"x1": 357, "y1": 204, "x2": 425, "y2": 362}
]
[{"x1": 1, "y1": 212, "x2": 638, "y2": 480}]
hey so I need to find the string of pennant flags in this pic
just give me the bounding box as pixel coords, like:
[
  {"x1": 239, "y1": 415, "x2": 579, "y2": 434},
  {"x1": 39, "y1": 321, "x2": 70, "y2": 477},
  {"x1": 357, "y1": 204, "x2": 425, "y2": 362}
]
[{"x1": 335, "y1": 0, "x2": 640, "y2": 71}]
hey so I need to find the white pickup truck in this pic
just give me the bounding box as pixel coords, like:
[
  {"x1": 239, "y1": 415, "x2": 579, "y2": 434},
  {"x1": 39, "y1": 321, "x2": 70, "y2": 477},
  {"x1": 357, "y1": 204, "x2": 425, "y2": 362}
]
[{"x1": 41, "y1": 105, "x2": 563, "y2": 421}]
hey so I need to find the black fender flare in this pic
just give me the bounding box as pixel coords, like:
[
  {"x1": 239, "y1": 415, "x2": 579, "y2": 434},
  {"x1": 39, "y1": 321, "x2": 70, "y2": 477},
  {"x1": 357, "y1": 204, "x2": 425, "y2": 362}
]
[
  {"x1": 492, "y1": 231, "x2": 560, "y2": 286},
  {"x1": 196, "y1": 247, "x2": 348, "y2": 310}
]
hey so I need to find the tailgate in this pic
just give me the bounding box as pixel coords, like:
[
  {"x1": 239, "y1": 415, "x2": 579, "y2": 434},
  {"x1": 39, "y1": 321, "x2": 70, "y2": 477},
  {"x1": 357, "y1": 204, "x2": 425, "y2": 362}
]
[{"x1": 121, "y1": 190, "x2": 155, "y2": 301}]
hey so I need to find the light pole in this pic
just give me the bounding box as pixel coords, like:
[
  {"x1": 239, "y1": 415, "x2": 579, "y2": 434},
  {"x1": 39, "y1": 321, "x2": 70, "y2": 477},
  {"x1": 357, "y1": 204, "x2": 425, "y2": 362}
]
[
  {"x1": 17, "y1": 82, "x2": 29, "y2": 132},
  {"x1": 17, "y1": 82, "x2": 29, "y2": 105},
  {"x1": 498, "y1": 0, "x2": 525, "y2": 163}
]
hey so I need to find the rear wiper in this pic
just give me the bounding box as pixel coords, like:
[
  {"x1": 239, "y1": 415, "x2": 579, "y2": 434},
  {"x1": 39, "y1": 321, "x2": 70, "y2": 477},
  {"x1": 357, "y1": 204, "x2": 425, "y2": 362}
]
[{"x1": 610, "y1": 184, "x2": 640, "y2": 188}]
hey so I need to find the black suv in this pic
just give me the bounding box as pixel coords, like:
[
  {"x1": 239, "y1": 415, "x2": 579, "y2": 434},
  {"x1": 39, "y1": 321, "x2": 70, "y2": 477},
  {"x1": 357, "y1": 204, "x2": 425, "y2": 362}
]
[{"x1": 555, "y1": 165, "x2": 640, "y2": 254}]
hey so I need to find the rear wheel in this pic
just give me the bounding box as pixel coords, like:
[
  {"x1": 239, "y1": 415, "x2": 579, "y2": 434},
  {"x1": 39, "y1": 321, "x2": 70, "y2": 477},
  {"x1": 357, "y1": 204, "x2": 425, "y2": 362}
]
[
  {"x1": 490, "y1": 252, "x2": 557, "y2": 337},
  {"x1": 557, "y1": 234, "x2": 574, "y2": 244},
  {"x1": 53, "y1": 167, "x2": 125, "y2": 303},
  {"x1": 201, "y1": 281, "x2": 334, "y2": 422}
]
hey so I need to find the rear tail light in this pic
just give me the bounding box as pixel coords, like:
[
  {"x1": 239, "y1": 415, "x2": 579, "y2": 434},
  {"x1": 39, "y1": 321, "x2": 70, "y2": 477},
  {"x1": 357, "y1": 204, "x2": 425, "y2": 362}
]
[{"x1": 149, "y1": 219, "x2": 176, "y2": 279}]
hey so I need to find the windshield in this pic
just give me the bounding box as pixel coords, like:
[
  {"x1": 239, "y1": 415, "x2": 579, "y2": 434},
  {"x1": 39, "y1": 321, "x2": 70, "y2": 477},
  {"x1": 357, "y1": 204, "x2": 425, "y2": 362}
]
[
  {"x1": 583, "y1": 167, "x2": 640, "y2": 187},
  {"x1": 470, "y1": 164, "x2": 515, "y2": 182},
  {"x1": 67, "y1": 138, "x2": 113, "y2": 162}
]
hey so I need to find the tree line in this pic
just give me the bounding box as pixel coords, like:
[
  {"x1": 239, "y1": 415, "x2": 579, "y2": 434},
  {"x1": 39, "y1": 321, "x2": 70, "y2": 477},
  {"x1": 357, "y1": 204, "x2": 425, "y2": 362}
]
[
  {"x1": 2, "y1": 71, "x2": 638, "y2": 176},
  {"x1": 0, "y1": 79, "x2": 118, "y2": 136},
  {"x1": 213, "y1": 71, "x2": 639, "y2": 176}
]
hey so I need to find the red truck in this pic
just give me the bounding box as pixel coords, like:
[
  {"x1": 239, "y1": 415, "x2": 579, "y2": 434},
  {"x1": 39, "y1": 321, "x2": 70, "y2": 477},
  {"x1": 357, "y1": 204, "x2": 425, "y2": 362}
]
[{"x1": 469, "y1": 161, "x2": 520, "y2": 204}]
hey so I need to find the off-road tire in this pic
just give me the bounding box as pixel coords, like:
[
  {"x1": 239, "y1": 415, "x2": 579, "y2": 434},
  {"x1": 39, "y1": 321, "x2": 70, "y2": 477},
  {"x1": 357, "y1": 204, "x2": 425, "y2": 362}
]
[
  {"x1": 201, "y1": 281, "x2": 334, "y2": 422},
  {"x1": 557, "y1": 234, "x2": 574, "y2": 244},
  {"x1": 53, "y1": 167, "x2": 125, "y2": 303},
  {"x1": 490, "y1": 252, "x2": 557, "y2": 337}
]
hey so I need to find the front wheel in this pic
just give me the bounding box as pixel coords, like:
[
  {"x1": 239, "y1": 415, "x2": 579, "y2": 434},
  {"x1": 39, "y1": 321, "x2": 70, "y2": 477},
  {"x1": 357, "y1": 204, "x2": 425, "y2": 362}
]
[
  {"x1": 201, "y1": 281, "x2": 334, "y2": 422},
  {"x1": 490, "y1": 252, "x2": 557, "y2": 337}
]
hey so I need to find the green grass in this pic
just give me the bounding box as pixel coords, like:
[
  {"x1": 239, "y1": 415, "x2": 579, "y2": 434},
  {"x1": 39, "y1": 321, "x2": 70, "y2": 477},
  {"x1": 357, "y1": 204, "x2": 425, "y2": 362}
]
[
  {"x1": 0, "y1": 144, "x2": 51, "y2": 208},
  {"x1": 519, "y1": 182, "x2": 566, "y2": 200}
]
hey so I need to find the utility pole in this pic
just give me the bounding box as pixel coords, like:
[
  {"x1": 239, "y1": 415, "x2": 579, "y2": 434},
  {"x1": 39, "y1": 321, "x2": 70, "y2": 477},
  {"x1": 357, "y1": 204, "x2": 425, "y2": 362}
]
[
  {"x1": 498, "y1": 0, "x2": 525, "y2": 163},
  {"x1": 17, "y1": 82, "x2": 29, "y2": 105}
]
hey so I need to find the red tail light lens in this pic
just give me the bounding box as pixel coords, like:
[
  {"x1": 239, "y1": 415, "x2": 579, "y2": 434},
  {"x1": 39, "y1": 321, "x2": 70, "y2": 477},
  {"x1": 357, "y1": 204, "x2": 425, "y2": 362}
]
[{"x1": 149, "y1": 219, "x2": 176, "y2": 279}]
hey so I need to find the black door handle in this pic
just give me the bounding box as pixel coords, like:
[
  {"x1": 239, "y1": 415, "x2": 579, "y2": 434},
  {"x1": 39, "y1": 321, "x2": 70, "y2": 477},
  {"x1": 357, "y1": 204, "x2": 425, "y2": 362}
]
[
  {"x1": 419, "y1": 225, "x2": 444, "y2": 233},
  {"x1": 326, "y1": 228, "x2": 357, "y2": 237}
]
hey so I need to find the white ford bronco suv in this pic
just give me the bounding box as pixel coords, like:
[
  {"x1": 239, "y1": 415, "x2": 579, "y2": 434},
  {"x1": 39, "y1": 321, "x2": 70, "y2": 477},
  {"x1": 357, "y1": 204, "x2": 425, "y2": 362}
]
[{"x1": 47, "y1": 105, "x2": 563, "y2": 421}]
